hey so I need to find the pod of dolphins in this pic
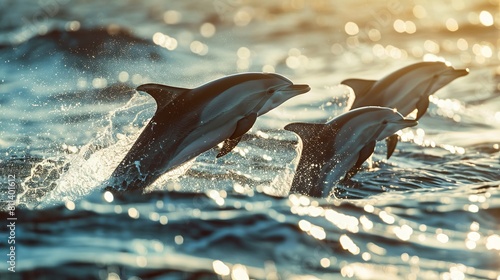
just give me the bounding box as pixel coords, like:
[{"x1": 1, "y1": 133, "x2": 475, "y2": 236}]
[{"x1": 106, "y1": 61, "x2": 468, "y2": 197}]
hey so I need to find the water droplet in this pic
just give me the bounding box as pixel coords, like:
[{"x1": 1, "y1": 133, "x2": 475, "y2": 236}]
[
  {"x1": 200, "y1": 22, "x2": 216, "y2": 38},
  {"x1": 65, "y1": 200, "x2": 75, "y2": 210},
  {"x1": 164, "y1": 10, "x2": 181, "y2": 24},
  {"x1": 136, "y1": 256, "x2": 147, "y2": 267},
  {"x1": 213, "y1": 260, "x2": 230, "y2": 276},
  {"x1": 128, "y1": 207, "x2": 139, "y2": 219},
  {"x1": 234, "y1": 9, "x2": 252, "y2": 26},
  {"x1": 446, "y1": 18, "x2": 459, "y2": 32},
  {"x1": 118, "y1": 71, "x2": 129, "y2": 83},
  {"x1": 103, "y1": 191, "x2": 113, "y2": 203},
  {"x1": 437, "y1": 233, "x2": 449, "y2": 243},
  {"x1": 479, "y1": 11, "x2": 494, "y2": 26},
  {"x1": 344, "y1": 22, "x2": 359, "y2": 36},
  {"x1": 231, "y1": 264, "x2": 249, "y2": 280},
  {"x1": 237, "y1": 47, "x2": 251, "y2": 59},
  {"x1": 393, "y1": 19, "x2": 406, "y2": 33},
  {"x1": 320, "y1": 258, "x2": 330, "y2": 268},
  {"x1": 174, "y1": 235, "x2": 184, "y2": 245},
  {"x1": 413, "y1": 5, "x2": 427, "y2": 18}
]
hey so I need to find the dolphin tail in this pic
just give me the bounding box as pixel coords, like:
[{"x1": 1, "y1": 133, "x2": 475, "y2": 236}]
[
  {"x1": 136, "y1": 83, "x2": 189, "y2": 111},
  {"x1": 386, "y1": 134, "x2": 399, "y2": 159}
]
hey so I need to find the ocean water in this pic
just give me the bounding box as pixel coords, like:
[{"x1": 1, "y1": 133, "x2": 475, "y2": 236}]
[{"x1": 1, "y1": 0, "x2": 500, "y2": 279}]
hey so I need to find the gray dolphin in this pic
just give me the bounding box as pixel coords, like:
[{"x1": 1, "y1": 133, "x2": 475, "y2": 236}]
[
  {"x1": 342, "y1": 62, "x2": 468, "y2": 158},
  {"x1": 108, "y1": 73, "x2": 310, "y2": 191},
  {"x1": 285, "y1": 107, "x2": 418, "y2": 197}
]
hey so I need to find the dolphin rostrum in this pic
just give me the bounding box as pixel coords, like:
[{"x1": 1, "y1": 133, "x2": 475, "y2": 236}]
[
  {"x1": 285, "y1": 107, "x2": 418, "y2": 197},
  {"x1": 108, "y1": 73, "x2": 310, "y2": 192},
  {"x1": 342, "y1": 61, "x2": 468, "y2": 158}
]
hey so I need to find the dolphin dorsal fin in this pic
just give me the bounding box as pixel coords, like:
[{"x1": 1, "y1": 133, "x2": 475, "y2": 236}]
[
  {"x1": 136, "y1": 83, "x2": 189, "y2": 110},
  {"x1": 341, "y1": 79, "x2": 376, "y2": 98},
  {"x1": 284, "y1": 122, "x2": 327, "y2": 143}
]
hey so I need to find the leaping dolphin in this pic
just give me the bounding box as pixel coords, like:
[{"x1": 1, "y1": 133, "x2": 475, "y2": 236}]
[
  {"x1": 342, "y1": 62, "x2": 468, "y2": 158},
  {"x1": 108, "y1": 73, "x2": 310, "y2": 192},
  {"x1": 285, "y1": 107, "x2": 417, "y2": 197}
]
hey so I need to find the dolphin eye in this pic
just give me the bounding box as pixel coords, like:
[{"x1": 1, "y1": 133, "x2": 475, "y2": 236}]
[
  {"x1": 382, "y1": 120, "x2": 388, "y2": 125},
  {"x1": 267, "y1": 89, "x2": 275, "y2": 94}
]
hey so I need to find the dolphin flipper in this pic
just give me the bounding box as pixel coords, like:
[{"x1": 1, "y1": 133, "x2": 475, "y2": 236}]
[
  {"x1": 416, "y1": 95, "x2": 430, "y2": 120},
  {"x1": 386, "y1": 134, "x2": 399, "y2": 159},
  {"x1": 341, "y1": 79, "x2": 376, "y2": 99},
  {"x1": 217, "y1": 136, "x2": 242, "y2": 158},
  {"x1": 136, "y1": 84, "x2": 189, "y2": 111},
  {"x1": 216, "y1": 113, "x2": 257, "y2": 158},
  {"x1": 345, "y1": 140, "x2": 376, "y2": 180}
]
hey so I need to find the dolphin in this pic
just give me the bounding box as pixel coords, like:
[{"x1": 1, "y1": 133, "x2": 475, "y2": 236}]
[
  {"x1": 342, "y1": 62, "x2": 468, "y2": 158},
  {"x1": 285, "y1": 107, "x2": 418, "y2": 197},
  {"x1": 108, "y1": 73, "x2": 310, "y2": 192}
]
